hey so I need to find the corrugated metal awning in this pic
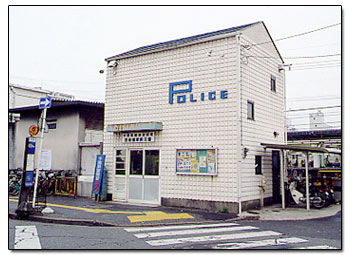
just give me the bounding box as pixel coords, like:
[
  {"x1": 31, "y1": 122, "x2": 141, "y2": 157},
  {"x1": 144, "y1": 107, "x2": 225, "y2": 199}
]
[
  {"x1": 106, "y1": 122, "x2": 163, "y2": 132},
  {"x1": 261, "y1": 143, "x2": 341, "y2": 154}
]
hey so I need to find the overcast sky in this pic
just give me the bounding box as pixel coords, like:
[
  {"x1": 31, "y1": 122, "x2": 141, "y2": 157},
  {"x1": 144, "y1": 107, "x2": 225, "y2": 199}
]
[{"x1": 8, "y1": 5, "x2": 342, "y2": 129}]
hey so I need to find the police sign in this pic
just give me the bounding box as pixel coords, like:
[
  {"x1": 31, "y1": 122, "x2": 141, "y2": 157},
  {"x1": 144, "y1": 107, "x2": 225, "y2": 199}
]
[{"x1": 169, "y1": 80, "x2": 228, "y2": 104}]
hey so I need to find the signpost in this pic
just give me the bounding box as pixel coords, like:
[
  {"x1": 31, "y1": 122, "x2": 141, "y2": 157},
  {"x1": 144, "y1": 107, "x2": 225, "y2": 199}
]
[
  {"x1": 32, "y1": 97, "x2": 51, "y2": 208},
  {"x1": 16, "y1": 137, "x2": 36, "y2": 217}
]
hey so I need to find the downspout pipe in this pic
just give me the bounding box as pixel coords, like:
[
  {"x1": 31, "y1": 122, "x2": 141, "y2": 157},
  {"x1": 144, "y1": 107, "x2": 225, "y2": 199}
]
[{"x1": 236, "y1": 34, "x2": 242, "y2": 215}]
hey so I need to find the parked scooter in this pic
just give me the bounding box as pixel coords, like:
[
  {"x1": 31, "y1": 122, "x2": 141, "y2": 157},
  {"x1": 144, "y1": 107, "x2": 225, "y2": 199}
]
[
  {"x1": 322, "y1": 184, "x2": 335, "y2": 207},
  {"x1": 312, "y1": 177, "x2": 335, "y2": 207},
  {"x1": 288, "y1": 179, "x2": 326, "y2": 209}
]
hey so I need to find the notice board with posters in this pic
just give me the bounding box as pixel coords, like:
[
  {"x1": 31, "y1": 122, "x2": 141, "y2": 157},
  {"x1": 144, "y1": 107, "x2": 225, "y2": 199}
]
[{"x1": 176, "y1": 148, "x2": 217, "y2": 175}]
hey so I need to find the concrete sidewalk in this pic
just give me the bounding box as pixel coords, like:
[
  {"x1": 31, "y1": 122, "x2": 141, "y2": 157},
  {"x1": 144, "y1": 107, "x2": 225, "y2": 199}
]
[
  {"x1": 9, "y1": 196, "x2": 341, "y2": 227},
  {"x1": 240, "y1": 203, "x2": 341, "y2": 221}
]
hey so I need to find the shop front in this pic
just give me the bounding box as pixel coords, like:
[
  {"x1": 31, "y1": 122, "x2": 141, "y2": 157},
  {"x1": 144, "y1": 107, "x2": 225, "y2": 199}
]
[{"x1": 107, "y1": 123, "x2": 163, "y2": 204}]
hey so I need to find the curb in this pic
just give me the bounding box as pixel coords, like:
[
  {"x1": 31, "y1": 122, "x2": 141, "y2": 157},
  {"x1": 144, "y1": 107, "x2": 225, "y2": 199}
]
[
  {"x1": 9, "y1": 209, "x2": 339, "y2": 227},
  {"x1": 9, "y1": 212, "x2": 117, "y2": 227},
  {"x1": 9, "y1": 212, "x2": 259, "y2": 227}
]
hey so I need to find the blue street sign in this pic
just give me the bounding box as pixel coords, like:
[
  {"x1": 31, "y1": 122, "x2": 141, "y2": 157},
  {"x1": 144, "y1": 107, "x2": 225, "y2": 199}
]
[
  {"x1": 39, "y1": 97, "x2": 52, "y2": 109},
  {"x1": 27, "y1": 140, "x2": 36, "y2": 154},
  {"x1": 25, "y1": 171, "x2": 34, "y2": 187}
]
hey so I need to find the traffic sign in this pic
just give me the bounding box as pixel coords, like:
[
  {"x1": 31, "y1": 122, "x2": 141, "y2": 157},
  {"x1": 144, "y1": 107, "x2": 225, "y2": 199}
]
[
  {"x1": 39, "y1": 97, "x2": 52, "y2": 109},
  {"x1": 29, "y1": 125, "x2": 39, "y2": 136}
]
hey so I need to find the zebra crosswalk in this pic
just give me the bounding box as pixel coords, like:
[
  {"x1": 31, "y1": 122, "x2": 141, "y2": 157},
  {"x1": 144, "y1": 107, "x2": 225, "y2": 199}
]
[{"x1": 124, "y1": 222, "x2": 338, "y2": 249}]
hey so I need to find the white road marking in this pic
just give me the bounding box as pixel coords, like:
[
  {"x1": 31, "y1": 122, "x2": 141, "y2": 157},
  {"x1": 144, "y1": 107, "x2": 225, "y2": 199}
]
[
  {"x1": 146, "y1": 230, "x2": 282, "y2": 246},
  {"x1": 213, "y1": 237, "x2": 308, "y2": 249},
  {"x1": 295, "y1": 245, "x2": 338, "y2": 249},
  {"x1": 124, "y1": 222, "x2": 239, "y2": 232},
  {"x1": 135, "y1": 225, "x2": 258, "y2": 239},
  {"x1": 14, "y1": 226, "x2": 41, "y2": 249}
]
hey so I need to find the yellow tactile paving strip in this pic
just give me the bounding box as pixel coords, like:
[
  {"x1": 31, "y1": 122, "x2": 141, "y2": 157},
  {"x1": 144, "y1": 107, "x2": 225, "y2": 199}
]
[
  {"x1": 9, "y1": 198, "x2": 193, "y2": 222},
  {"x1": 127, "y1": 211, "x2": 194, "y2": 223}
]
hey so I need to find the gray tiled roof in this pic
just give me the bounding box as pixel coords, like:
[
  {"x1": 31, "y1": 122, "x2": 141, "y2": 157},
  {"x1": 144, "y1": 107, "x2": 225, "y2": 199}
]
[{"x1": 106, "y1": 21, "x2": 260, "y2": 61}]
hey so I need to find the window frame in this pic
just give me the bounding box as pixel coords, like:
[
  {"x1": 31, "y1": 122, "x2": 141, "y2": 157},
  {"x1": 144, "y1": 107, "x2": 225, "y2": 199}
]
[
  {"x1": 255, "y1": 155, "x2": 262, "y2": 175},
  {"x1": 247, "y1": 100, "x2": 255, "y2": 120},
  {"x1": 270, "y1": 75, "x2": 276, "y2": 92},
  {"x1": 115, "y1": 149, "x2": 127, "y2": 175}
]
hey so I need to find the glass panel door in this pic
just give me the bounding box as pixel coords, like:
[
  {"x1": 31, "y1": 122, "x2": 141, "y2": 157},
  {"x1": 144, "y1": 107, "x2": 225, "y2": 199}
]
[
  {"x1": 130, "y1": 150, "x2": 143, "y2": 175},
  {"x1": 128, "y1": 149, "x2": 160, "y2": 203},
  {"x1": 128, "y1": 150, "x2": 143, "y2": 200},
  {"x1": 144, "y1": 150, "x2": 159, "y2": 201}
]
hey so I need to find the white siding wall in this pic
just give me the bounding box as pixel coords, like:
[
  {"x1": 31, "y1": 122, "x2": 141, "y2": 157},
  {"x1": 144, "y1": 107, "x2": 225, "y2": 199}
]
[
  {"x1": 104, "y1": 37, "x2": 239, "y2": 203},
  {"x1": 104, "y1": 23, "x2": 285, "y2": 206},
  {"x1": 239, "y1": 25, "x2": 285, "y2": 202}
]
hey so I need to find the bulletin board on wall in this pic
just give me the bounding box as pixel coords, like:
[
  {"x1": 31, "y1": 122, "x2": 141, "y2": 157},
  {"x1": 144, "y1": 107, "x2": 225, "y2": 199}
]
[{"x1": 176, "y1": 148, "x2": 217, "y2": 175}]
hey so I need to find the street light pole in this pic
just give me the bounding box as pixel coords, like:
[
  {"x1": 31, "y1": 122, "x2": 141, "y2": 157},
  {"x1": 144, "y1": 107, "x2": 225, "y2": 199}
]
[{"x1": 304, "y1": 151, "x2": 310, "y2": 211}]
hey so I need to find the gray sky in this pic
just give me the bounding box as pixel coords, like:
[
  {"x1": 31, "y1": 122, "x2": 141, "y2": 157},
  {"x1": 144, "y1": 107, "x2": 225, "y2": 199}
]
[{"x1": 8, "y1": 5, "x2": 342, "y2": 130}]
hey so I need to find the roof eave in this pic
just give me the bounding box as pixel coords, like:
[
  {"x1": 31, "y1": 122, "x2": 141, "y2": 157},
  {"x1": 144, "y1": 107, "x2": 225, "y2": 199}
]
[{"x1": 105, "y1": 31, "x2": 244, "y2": 62}]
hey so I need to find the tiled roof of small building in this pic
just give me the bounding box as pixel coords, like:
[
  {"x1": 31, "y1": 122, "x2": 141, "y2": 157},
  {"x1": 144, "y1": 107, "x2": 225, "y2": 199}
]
[{"x1": 106, "y1": 21, "x2": 261, "y2": 61}]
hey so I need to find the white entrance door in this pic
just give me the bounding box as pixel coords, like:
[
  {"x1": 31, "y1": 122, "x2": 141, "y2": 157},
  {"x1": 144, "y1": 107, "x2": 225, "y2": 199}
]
[{"x1": 128, "y1": 149, "x2": 160, "y2": 203}]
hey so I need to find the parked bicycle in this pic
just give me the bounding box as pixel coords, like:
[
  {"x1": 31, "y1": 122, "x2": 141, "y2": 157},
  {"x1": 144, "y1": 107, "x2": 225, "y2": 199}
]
[{"x1": 9, "y1": 169, "x2": 23, "y2": 196}]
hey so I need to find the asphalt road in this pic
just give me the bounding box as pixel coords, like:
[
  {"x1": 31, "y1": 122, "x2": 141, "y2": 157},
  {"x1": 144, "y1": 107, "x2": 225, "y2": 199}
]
[{"x1": 9, "y1": 212, "x2": 341, "y2": 250}]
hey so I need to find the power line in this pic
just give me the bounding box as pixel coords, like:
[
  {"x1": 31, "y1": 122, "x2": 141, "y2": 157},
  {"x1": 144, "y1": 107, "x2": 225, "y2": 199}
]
[
  {"x1": 248, "y1": 22, "x2": 341, "y2": 47},
  {"x1": 291, "y1": 59, "x2": 341, "y2": 66},
  {"x1": 288, "y1": 121, "x2": 341, "y2": 127},
  {"x1": 286, "y1": 105, "x2": 341, "y2": 112},
  {"x1": 10, "y1": 75, "x2": 103, "y2": 85},
  {"x1": 286, "y1": 110, "x2": 341, "y2": 116},
  {"x1": 287, "y1": 97, "x2": 341, "y2": 102},
  {"x1": 245, "y1": 53, "x2": 341, "y2": 60},
  {"x1": 287, "y1": 94, "x2": 340, "y2": 100},
  {"x1": 291, "y1": 64, "x2": 341, "y2": 71},
  {"x1": 287, "y1": 113, "x2": 341, "y2": 120}
]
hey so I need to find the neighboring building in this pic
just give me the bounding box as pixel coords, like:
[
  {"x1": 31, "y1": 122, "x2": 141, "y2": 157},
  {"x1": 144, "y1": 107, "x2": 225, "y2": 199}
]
[
  {"x1": 287, "y1": 128, "x2": 341, "y2": 167},
  {"x1": 286, "y1": 118, "x2": 296, "y2": 131},
  {"x1": 287, "y1": 128, "x2": 341, "y2": 149},
  {"x1": 9, "y1": 84, "x2": 75, "y2": 109},
  {"x1": 103, "y1": 21, "x2": 285, "y2": 214},
  {"x1": 309, "y1": 110, "x2": 332, "y2": 131},
  {"x1": 9, "y1": 100, "x2": 104, "y2": 197},
  {"x1": 9, "y1": 84, "x2": 75, "y2": 170}
]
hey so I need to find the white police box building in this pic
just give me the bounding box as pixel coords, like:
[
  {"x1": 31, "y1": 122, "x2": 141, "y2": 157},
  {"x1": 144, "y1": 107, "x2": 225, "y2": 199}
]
[{"x1": 103, "y1": 21, "x2": 285, "y2": 214}]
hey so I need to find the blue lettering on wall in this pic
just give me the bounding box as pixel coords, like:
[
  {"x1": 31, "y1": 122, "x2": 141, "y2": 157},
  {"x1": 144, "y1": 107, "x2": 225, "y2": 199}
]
[
  {"x1": 169, "y1": 80, "x2": 192, "y2": 104},
  {"x1": 220, "y1": 90, "x2": 228, "y2": 99},
  {"x1": 208, "y1": 91, "x2": 216, "y2": 100},
  {"x1": 169, "y1": 80, "x2": 228, "y2": 104}
]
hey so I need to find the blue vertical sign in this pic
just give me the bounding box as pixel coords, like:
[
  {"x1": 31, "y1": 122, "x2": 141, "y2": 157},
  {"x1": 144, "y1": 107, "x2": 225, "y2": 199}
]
[
  {"x1": 92, "y1": 155, "x2": 105, "y2": 194},
  {"x1": 25, "y1": 171, "x2": 34, "y2": 187}
]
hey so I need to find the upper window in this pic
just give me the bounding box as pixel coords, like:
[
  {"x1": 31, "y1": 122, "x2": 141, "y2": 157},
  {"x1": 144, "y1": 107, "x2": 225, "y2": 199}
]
[
  {"x1": 247, "y1": 100, "x2": 254, "y2": 120},
  {"x1": 270, "y1": 75, "x2": 276, "y2": 92},
  {"x1": 46, "y1": 119, "x2": 57, "y2": 130}
]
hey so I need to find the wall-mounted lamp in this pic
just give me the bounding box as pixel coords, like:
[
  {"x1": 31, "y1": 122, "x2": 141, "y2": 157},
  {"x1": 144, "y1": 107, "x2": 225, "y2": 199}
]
[
  {"x1": 107, "y1": 60, "x2": 117, "y2": 68},
  {"x1": 278, "y1": 64, "x2": 292, "y2": 72},
  {"x1": 243, "y1": 147, "x2": 249, "y2": 158},
  {"x1": 273, "y1": 131, "x2": 279, "y2": 137}
]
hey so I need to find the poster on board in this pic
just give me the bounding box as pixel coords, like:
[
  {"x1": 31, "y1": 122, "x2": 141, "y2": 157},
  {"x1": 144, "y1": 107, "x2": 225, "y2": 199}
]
[{"x1": 176, "y1": 149, "x2": 217, "y2": 175}]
